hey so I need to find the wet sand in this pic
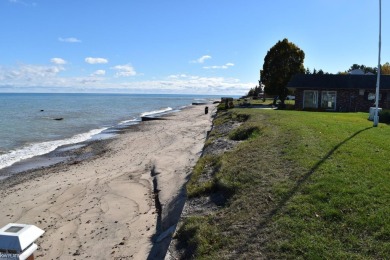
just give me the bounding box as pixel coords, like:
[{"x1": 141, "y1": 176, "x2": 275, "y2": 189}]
[{"x1": 0, "y1": 104, "x2": 215, "y2": 259}]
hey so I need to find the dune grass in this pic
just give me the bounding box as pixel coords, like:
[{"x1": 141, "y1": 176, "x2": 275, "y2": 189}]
[{"x1": 178, "y1": 108, "x2": 390, "y2": 259}]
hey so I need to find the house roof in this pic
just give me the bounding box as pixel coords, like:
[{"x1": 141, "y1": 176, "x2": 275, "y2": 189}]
[
  {"x1": 0, "y1": 223, "x2": 44, "y2": 252},
  {"x1": 287, "y1": 74, "x2": 390, "y2": 90}
]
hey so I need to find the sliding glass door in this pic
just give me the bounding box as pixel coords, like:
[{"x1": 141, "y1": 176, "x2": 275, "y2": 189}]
[{"x1": 303, "y1": 90, "x2": 318, "y2": 109}]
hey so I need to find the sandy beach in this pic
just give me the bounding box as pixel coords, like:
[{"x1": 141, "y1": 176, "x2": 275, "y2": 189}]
[{"x1": 0, "y1": 104, "x2": 215, "y2": 259}]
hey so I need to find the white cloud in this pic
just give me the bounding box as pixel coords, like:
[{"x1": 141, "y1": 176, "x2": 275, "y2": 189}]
[
  {"x1": 58, "y1": 37, "x2": 81, "y2": 43},
  {"x1": 203, "y1": 63, "x2": 235, "y2": 69},
  {"x1": 85, "y1": 57, "x2": 108, "y2": 64},
  {"x1": 0, "y1": 64, "x2": 64, "y2": 83},
  {"x1": 111, "y1": 64, "x2": 136, "y2": 77},
  {"x1": 191, "y1": 55, "x2": 212, "y2": 64},
  {"x1": 91, "y1": 70, "x2": 106, "y2": 76},
  {"x1": 50, "y1": 58, "x2": 67, "y2": 65},
  {"x1": 133, "y1": 74, "x2": 252, "y2": 94},
  {"x1": 78, "y1": 77, "x2": 105, "y2": 84},
  {"x1": 168, "y1": 74, "x2": 188, "y2": 79},
  {"x1": 0, "y1": 63, "x2": 251, "y2": 95}
]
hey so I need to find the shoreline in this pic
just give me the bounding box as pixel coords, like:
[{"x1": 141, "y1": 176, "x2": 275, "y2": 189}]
[
  {"x1": 0, "y1": 104, "x2": 215, "y2": 259},
  {"x1": 0, "y1": 105, "x2": 194, "y2": 180},
  {"x1": 0, "y1": 105, "x2": 183, "y2": 177}
]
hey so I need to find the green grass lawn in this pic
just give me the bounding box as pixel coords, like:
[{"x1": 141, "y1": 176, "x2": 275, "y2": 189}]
[{"x1": 178, "y1": 109, "x2": 390, "y2": 259}]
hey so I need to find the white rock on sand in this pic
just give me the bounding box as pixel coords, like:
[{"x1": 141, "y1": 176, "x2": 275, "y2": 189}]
[{"x1": 0, "y1": 104, "x2": 215, "y2": 259}]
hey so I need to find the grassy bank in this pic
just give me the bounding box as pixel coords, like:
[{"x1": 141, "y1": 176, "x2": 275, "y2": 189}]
[{"x1": 176, "y1": 108, "x2": 390, "y2": 259}]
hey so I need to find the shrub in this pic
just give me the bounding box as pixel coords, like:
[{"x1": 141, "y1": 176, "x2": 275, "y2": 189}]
[
  {"x1": 232, "y1": 113, "x2": 249, "y2": 122},
  {"x1": 217, "y1": 103, "x2": 227, "y2": 111},
  {"x1": 229, "y1": 125, "x2": 260, "y2": 141},
  {"x1": 379, "y1": 110, "x2": 390, "y2": 124}
]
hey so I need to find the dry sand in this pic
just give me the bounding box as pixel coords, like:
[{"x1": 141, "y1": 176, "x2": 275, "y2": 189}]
[{"x1": 0, "y1": 104, "x2": 215, "y2": 259}]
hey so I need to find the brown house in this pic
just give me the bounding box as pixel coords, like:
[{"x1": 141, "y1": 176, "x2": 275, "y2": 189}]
[{"x1": 287, "y1": 74, "x2": 390, "y2": 112}]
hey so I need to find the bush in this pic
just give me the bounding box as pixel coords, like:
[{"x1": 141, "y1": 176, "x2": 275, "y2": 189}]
[
  {"x1": 217, "y1": 103, "x2": 227, "y2": 111},
  {"x1": 379, "y1": 110, "x2": 390, "y2": 124},
  {"x1": 229, "y1": 125, "x2": 260, "y2": 141},
  {"x1": 232, "y1": 113, "x2": 249, "y2": 122}
]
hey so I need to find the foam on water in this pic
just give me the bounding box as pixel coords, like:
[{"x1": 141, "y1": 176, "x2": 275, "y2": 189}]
[
  {"x1": 118, "y1": 118, "x2": 140, "y2": 125},
  {"x1": 140, "y1": 107, "x2": 173, "y2": 117},
  {"x1": 0, "y1": 127, "x2": 107, "y2": 170}
]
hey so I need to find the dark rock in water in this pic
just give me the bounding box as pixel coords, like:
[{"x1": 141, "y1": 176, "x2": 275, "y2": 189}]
[
  {"x1": 40, "y1": 109, "x2": 44, "y2": 112},
  {"x1": 53, "y1": 118, "x2": 64, "y2": 121},
  {"x1": 192, "y1": 102, "x2": 207, "y2": 105},
  {"x1": 141, "y1": 116, "x2": 166, "y2": 121}
]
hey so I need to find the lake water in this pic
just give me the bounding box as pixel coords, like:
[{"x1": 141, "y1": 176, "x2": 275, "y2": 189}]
[{"x1": 0, "y1": 93, "x2": 219, "y2": 171}]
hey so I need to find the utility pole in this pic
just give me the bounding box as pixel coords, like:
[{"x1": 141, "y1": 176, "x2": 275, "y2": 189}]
[{"x1": 373, "y1": 0, "x2": 382, "y2": 127}]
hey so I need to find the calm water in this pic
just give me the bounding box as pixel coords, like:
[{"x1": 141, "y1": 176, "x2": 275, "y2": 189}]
[{"x1": 0, "y1": 93, "x2": 218, "y2": 170}]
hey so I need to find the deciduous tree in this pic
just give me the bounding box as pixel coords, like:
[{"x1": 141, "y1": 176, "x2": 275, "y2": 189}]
[
  {"x1": 344, "y1": 62, "x2": 390, "y2": 75},
  {"x1": 347, "y1": 64, "x2": 377, "y2": 74},
  {"x1": 260, "y1": 38, "x2": 305, "y2": 106},
  {"x1": 381, "y1": 62, "x2": 390, "y2": 75}
]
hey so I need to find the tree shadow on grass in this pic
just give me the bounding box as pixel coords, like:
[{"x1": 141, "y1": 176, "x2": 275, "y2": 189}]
[
  {"x1": 269, "y1": 126, "x2": 372, "y2": 218},
  {"x1": 242, "y1": 126, "x2": 373, "y2": 254}
]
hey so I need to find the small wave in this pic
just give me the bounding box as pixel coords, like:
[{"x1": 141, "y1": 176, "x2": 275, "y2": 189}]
[
  {"x1": 118, "y1": 118, "x2": 140, "y2": 125},
  {"x1": 0, "y1": 127, "x2": 107, "y2": 171},
  {"x1": 140, "y1": 107, "x2": 173, "y2": 117}
]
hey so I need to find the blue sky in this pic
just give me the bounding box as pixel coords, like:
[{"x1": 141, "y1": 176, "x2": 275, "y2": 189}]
[{"x1": 0, "y1": 0, "x2": 389, "y2": 95}]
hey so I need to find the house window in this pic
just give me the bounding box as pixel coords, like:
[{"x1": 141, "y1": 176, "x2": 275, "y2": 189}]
[
  {"x1": 303, "y1": 90, "x2": 318, "y2": 109},
  {"x1": 321, "y1": 91, "x2": 337, "y2": 110}
]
